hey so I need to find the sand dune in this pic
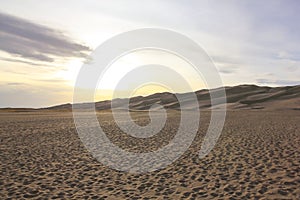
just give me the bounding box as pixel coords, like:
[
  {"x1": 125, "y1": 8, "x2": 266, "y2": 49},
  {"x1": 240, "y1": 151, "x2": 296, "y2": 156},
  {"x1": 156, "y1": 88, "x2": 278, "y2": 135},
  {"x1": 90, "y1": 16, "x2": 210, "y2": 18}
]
[
  {"x1": 35, "y1": 84, "x2": 300, "y2": 112},
  {"x1": 0, "y1": 84, "x2": 299, "y2": 199}
]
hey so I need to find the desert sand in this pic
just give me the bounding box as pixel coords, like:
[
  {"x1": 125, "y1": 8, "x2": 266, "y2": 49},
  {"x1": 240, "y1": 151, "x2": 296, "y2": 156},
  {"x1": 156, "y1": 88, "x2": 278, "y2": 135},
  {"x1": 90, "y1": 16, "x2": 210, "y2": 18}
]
[{"x1": 0, "y1": 109, "x2": 299, "y2": 199}]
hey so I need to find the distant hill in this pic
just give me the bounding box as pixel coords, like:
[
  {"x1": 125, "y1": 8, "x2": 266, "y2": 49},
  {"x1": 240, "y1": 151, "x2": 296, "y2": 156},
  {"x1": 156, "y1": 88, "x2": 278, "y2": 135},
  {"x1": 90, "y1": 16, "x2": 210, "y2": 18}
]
[{"x1": 2, "y1": 85, "x2": 300, "y2": 112}]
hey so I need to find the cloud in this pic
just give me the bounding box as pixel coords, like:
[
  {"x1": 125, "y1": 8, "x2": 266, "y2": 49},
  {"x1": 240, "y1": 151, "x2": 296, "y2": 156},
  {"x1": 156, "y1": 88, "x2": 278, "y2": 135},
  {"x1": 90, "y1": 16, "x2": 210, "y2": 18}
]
[
  {"x1": 218, "y1": 68, "x2": 236, "y2": 74},
  {"x1": 256, "y1": 78, "x2": 300, "y2": 86},
  {"x1": 0, "y1": 56, "x2": 62, "y2": 68},
  {"x1": 30, "y1": 78, "x2": 68, "y2": 83},
  {"x1": 0, "y1": 12, "x2": 91, "y2": 63},
  {"x1": 6, "y1": 82, "x2": 27, "y2": 86}
]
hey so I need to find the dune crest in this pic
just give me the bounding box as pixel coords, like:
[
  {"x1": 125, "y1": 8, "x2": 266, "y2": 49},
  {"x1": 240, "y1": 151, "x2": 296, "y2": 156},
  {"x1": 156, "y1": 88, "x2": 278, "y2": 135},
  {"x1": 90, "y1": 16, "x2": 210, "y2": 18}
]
[{"x1": 66, "y1": 85, "x2": 300, "y2": 111}]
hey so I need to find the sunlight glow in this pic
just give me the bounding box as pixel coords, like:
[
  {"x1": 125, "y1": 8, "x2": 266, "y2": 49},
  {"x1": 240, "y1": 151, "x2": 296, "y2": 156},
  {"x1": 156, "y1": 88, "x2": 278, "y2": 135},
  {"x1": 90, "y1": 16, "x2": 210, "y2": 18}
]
[{"x1": 58, "y1": 59, "x2": 83, "y2": 85}]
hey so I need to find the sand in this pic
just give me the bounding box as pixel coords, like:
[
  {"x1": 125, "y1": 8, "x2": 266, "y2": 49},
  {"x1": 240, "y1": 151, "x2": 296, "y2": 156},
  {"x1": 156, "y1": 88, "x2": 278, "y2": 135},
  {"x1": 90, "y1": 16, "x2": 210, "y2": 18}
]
[
  {"x1": 0, "y1": 110, "x2": 299, "y2": 199},
  {"x1": 44, "y1": 85, "x2": 300, "y2": 111}
]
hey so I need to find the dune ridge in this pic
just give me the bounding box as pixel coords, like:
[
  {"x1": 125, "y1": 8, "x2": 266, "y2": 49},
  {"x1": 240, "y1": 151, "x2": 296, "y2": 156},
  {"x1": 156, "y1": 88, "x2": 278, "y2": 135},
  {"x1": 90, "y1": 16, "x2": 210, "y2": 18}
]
[{"x1": 49, "y1": 84, "x2": 300, "y2": 111}]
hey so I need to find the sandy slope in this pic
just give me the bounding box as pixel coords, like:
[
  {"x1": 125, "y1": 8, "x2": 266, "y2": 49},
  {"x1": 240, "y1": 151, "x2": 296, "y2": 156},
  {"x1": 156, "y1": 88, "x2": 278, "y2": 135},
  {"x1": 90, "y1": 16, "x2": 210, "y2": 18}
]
[
  {"x1": 0, "y1": 110, "x2": 299, "y2": 199},
  {"x1": 38, "y1": 84, "x2": 300, "y2": 112}
]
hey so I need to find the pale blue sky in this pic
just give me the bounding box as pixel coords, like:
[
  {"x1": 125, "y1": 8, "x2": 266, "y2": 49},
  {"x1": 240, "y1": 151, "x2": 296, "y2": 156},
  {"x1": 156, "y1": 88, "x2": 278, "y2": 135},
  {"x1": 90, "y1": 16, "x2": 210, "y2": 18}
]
[{"x1": 0, "y1": 0, "x2": 299, "y2": 107}]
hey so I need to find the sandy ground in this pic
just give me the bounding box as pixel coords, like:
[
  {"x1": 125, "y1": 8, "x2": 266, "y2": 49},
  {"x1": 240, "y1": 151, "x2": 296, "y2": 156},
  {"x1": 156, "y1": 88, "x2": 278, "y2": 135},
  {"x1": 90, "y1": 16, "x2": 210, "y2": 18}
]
[{"x1": 0, "y1": 110, "x2": 299, "y2": 199}]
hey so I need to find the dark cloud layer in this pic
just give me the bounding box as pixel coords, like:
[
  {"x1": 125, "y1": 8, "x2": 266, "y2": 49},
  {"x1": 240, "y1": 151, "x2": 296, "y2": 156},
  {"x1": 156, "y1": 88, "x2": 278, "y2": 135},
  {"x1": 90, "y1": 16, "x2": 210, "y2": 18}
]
[{"x1": 0, "y1": 12, "x2": 91, "y2": 62}]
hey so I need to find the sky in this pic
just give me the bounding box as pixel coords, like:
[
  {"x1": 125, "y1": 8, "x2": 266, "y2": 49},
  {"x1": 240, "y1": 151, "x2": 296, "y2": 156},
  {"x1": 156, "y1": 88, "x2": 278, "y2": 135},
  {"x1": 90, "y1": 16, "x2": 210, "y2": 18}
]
[{"x1": 0, "y1": 0, "x2": 300, "y2": 108}]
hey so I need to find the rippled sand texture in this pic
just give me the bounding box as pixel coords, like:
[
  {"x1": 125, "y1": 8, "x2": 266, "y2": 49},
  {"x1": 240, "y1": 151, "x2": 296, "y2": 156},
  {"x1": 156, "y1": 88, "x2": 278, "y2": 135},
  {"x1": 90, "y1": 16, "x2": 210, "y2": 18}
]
[{"x1": 0, "y1": 111, "x2": 299, "y2": 199}]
